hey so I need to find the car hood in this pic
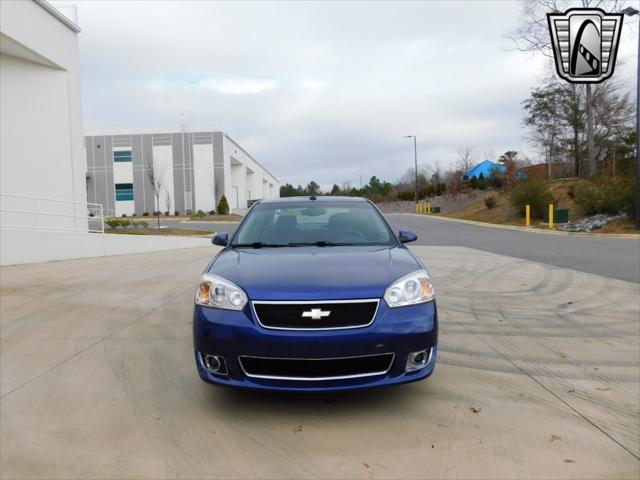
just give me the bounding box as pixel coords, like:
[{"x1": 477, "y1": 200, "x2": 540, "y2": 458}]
[{"x1": 208, "y1": 246, "x2": 423, "y2": 300}]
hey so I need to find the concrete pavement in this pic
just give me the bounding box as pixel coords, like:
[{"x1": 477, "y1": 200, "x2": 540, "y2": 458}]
[{"x1": 1, "y1": 246, "x2": 638, "y2": 479}]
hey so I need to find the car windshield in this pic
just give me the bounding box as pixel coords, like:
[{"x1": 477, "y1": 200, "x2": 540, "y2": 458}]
[{"x1": 231, "y1": 201, "x2": 396, "y2": 247}]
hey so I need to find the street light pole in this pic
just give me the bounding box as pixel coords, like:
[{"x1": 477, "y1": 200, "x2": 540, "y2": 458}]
[
  {"x1": 404, "y1": 135, "x2": 418, "y2": 204},
  {"x1": 623, "y1": 7, "x2": 640, "y2": 230}
]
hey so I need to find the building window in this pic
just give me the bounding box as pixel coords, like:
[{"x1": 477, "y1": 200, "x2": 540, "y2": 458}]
[
  {"x1": 113, "y1": 150, "x2": 132, "y2": 162},
  {"x1": 115, "y1": 183, "x2": 134, "y2": 201}
]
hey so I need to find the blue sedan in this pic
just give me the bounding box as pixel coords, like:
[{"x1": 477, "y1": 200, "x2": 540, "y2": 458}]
[{"x1": 193, "y1": 196, "x2": 438, "y2": 391}]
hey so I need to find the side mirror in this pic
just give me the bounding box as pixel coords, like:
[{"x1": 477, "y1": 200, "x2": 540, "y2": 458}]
[
  {"x1": 398, "y1": 230, "x2": 417, "y2": 244},
  {"x1": 212, "y1": 232, "x2": 229, "y2": 246}
]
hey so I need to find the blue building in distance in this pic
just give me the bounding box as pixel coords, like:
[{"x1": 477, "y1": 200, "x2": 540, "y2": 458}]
[{"x1": 465, "y1": 160, "x2": 505, "y2": 179}]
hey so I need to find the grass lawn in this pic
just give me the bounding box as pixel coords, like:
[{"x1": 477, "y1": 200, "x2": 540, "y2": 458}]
[
  {"x1": 134, "y1": 214, "x2": 242, "y2": 222},
  {"x1": 599, "y1": 218, "x2": 638, "y2": 234},
  {"x1": 105, "y1": 228, "x2": 213, "y2": 237},
  {"x1": 442, "y1": 193, "x2": 526, "y2": 226},
  {"x1": 185, "y1": 214, "x2": 243, "y2": 222}
]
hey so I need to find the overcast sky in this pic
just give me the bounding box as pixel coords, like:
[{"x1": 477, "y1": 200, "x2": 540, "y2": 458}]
[{"x1": 53, "y1": 0, "x2": 638, "y2": 190}]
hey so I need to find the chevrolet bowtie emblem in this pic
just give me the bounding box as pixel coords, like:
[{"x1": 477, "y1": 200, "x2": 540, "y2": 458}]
[
  {"x1": 547, "y1": 8, "x2": 623, "y2": 84},
  {"x1": 301, "y1": 308, "x2": 331, "y2": 320}
]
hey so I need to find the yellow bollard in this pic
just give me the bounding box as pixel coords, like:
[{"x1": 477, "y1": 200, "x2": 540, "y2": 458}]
[
  {"x1": 525, "y1": 205, "x2": 530, "y2": 226},
  {"x1": 415, "y1": 203, "x2": 419, "y2": 214},
  {"x1": 548, "y1": 204, "x2": 554, "y2": 229}
]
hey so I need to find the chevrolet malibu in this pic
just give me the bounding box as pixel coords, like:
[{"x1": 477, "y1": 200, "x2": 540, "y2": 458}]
[{"x1": 193, "y1": 196, "x2": 438, "y2": 391}]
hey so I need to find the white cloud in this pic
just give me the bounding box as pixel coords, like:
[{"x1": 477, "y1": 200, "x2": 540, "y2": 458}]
[
  {"x1": 197, "y1": 78, "x2": 279, "y2": 95},
  {"x1": 300, "y1": 79, "x2": 327, "y2": 90}
]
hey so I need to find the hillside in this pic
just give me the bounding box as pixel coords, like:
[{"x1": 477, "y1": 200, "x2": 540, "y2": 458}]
[{"x1": 443, "y1": 179, "x2": 636, "y2": 233}]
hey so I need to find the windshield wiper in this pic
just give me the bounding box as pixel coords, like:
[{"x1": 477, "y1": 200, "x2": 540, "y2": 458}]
[
  {"x1": 230, "y1": 242, "x2": 287, "y2": 248},
  {"x1": 287, "y1": 241, "x2": 353, "y2": 247}
]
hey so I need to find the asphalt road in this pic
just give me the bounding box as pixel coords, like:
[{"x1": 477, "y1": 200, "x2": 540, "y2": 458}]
[
  {"x1": 2, "y1": 246, "x2": 638, "y2": 479},
  {"x1": 153, "y1": 215, "x2": 640, "y2": 283},
  {"x1": 385, "y1": 214, "x2": 640, "y2": 284}
]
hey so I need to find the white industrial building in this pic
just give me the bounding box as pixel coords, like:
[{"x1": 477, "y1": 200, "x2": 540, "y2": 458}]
[
  {"x1": 0, "y1": 1, "x2": 210, "y2": 264},
  {"x1": 1, "y1": 0, "x2": 85, "y2": 226},
  {"x1": 84, "y1": 128, "x2": 280, "y2": 216},
  {"x1": 0, "y1": 0, "x2": 91, "y2": 264}
]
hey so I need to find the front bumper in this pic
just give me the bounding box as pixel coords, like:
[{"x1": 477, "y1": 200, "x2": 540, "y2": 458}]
[{"x1": 193, "y1": 299, "x2": 438, "y2": 392}]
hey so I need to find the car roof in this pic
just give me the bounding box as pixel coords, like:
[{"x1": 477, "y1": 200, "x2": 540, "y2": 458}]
[{"x1": 259, "y1": 196, "x2": 368, "y2": 204}]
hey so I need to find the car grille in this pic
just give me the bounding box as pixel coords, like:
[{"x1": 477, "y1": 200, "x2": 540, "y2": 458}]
[
  {"x1": 239, "y1": 353, "x2": 395, "y2": 380},
  {"x1": 252, "y1": 300, "x2": 379, "y2": 330}
]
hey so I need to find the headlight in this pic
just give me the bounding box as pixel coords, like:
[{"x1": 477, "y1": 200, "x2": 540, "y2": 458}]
[
  {"x1": 195, "y1": 273, "x2": 248, "y2": 310},
  {"x1": 384, "y1": 270, "x2": 435, "y2": 307}
]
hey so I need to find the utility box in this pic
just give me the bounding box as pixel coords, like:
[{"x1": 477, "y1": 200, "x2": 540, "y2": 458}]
[
  {"x1": 432, "y1": 206, "x2": 441, "y2": 213},
  {"x1": 543, "y1": 208, "x2": 569, "y2": 224}
]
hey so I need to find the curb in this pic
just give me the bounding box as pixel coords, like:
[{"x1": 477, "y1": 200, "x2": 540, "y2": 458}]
[{"x1": 394, "y1": 213, "x2": 640, "y2": 239}]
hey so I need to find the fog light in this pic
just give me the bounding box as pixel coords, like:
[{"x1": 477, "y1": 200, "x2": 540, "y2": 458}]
[
  {"x1": 406, "y1": 349, "x2": 431, "y2": 372},
  {"x1": 202, "y1": 354, "x2": 227, "y2": 375}
]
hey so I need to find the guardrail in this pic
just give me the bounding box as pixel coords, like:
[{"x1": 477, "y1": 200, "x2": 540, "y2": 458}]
[{"x1": 0, "y1": 193, "x2": 105, "y2": 233}]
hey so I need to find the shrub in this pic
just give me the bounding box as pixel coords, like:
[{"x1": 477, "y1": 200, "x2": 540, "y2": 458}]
[
  {"x1": 397, "y1": 191, "x2": 414, "y2": 201},
  {"x1": 368, "y1": 194, "x2": 383, "y2": 204},
  {"x1": 484, "y1": 195, "x2": 497, "y2": 210},
  {"x1": 189, "y1": 210, "x2": 207, "y2": 220},
  {"x1": 132, "y1": 213, "x2": 137, "y2": 217},
  {"x1": 509, "y1": 178, "x2": 554, "y2": 218},
  {"x1": 122, "y1": 214, "x2": 127, "y2": 217},
  {"x1": 138, "y1": 220, "x2": 149, "y2": 228},
  {"x1": 120, "y1": 219, "x2": 131, "y2": 228},
  {"x1": 489, "y1": 175, "x2": 503, "y2": 189},
  {"x1": 143, "y1": 212, "x2": 149, "y2": 217},
  {"x1": 574, "y1": 176, "x2": 635, "y2": 216},
  {"x1": 105, "y1": 218, "x2": 121, "y2": 229},
  {"x1": 174, "y1": 210, "x2": 180, "y2": 216},
  {"x1": 217, "y1": 196, "x2": 230, "y2": 215},
  {"x1": 164, "y1": 211, "x2": 170, "y2": 216},
  {"x1": 567, "y1": 185, "x2": 576, "y2": 199},
  {"x1": 130, "y1": 220, "x2": 139, "y2": 228},
  {"x1": 208, "y1": 210, "x2": 216, "y2": 215}
]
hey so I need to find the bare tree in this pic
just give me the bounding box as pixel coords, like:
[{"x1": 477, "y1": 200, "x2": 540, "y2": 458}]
[
  {"x1": 210, "y1": 176, "x2": 217, "y2": 213},
  {"x1": 523, "y1": 80, "x2": 566, "y2": 177},
  {"x1": 164, "y1": 190, "x2": 171, "y2": 215},
  {"x1": 506, "y1": 0, "x2": 630, "y2": 177},
  {"x1": 506, "y1": 0, "x2": 628, "y2": 57},
  {"x1": 524, "y1": 71, "x2": 634, "y2": 177},
  {"x1": 456, "y1": 147, "x2": 477, "y2": 174},
  {"x1": 482, "y1": 148, "x2": 496, "y2": 162},
  {"x1": 146, "y1": 158, "x2": 165, "y2": 228},
  {"x1": 397, "y1": 166, "x2": 430, "y2": 193}
]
